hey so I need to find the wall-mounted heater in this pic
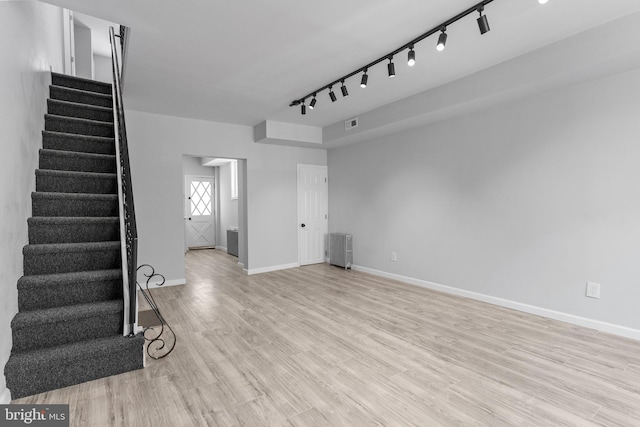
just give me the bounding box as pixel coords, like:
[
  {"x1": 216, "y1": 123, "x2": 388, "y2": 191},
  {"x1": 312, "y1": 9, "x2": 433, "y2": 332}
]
[{"x1": 329, "y1": 233, "x2": 353, "y2": 269}]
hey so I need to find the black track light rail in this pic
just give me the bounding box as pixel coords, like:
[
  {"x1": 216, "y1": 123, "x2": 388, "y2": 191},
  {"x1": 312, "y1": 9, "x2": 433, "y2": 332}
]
[{"x1": 290, "y1": 0, "x2": 495, "y2": 107}]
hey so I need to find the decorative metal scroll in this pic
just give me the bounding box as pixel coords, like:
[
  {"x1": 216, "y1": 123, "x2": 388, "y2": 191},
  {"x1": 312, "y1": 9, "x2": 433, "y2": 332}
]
[{"x1": 137, "y1": 264, "x2": 177, "y2": 360}]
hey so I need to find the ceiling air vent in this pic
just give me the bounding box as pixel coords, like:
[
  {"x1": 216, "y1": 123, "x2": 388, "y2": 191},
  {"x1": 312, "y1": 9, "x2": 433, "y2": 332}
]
[{"x1": 345, "y1": 117, "x2": 359, "y2": 131}]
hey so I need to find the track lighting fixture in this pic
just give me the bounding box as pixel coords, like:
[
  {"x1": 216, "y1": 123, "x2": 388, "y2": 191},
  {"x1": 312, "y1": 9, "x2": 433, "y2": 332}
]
[
  {"x1": 290, "y1": 0, "x2": 514, "y2": 110},
  {"x1": 301, "y1": 102, "x2": 306, "y2": 115},
  {"x1": 407, "y1": 46, "x2": 416, "y2": 67},
  {"x1": 329, "y1": 86, "x2": 337, "y2": 102},
  {"x1": 436, "y1": 28, "x2": 447, "y2": 51},
  {"x1": 477, "y1": 7, "x2": 490, "y2": 34},
  {"x1": 387, "y1": 57, "x2": 396, "y2": 78},
  {"x1": 360, "y1": 70, "x2": 368, "y2": 88},
  {"x1": 341, "y1": 80, "x2": 349, "y2": 97}
]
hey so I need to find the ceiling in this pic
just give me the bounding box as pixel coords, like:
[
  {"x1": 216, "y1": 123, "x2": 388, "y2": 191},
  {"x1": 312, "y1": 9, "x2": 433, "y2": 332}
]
[{"x1": 41, "y1": 0, "x2": 640, "y2": 134}]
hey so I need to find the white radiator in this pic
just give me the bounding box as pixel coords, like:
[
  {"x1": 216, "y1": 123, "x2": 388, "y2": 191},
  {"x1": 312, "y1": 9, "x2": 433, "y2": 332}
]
[{"x1": 329, "y1": 233, "x2": 353, "y2": 269}]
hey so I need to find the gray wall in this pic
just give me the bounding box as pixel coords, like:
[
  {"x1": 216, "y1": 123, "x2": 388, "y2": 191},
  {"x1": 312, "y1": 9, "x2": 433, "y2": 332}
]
[
  {"x1": 126, "y1": 110, "x2": 326, "y2": 279},
  {"x1": 0, "y1": 0, "x2": 64, "y2": 403},
  {"x1": 328, "y1": 67, "x2": 640, "y2": 331},
  {"x1": 217, "y1": 161, "x2": 239, "y2": 251}
]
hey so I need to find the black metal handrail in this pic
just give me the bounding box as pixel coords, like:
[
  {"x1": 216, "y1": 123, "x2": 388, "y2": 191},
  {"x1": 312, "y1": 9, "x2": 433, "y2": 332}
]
[{"x1": 109, "y1": 26, "x2": 138, "y2": 337}]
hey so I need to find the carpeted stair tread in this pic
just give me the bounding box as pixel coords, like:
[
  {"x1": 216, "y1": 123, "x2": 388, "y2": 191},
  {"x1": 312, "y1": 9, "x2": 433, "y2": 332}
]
[
  {"x1": 39, "y1": 149, "x2": 116, "y2": 173},
  {"x1": 36, "y1": 169, "x2": 117, "y2": 194},
  {"x1": 52, "y1": 72, "x2": 112, "y2": 95},
  {"x1": 4, "y1": 334, "x2": 144, "y2": 399},
  {"x1": 28, "y1": 217, "x2": 120, "y2": 244},
  {"x1": 32, "y1": 192, "x2": 119, "y2": 217},
  {"x1": 50, "y1": 85, "x2": 113, "y2": 108},
  {"x1": 47, "y1": 99, "x2": 113, "y2": 123},
  {"x1": 23, "y1": 241, "x2": 121, "y2": 276},
  {"x1": 43, "y1": 131, "x2": 115, "y2": 155},
  {"x1": 18, "y1": 269, "x2": 122, "y2": 311},
  {"x1": 10, "y1": 300, "x2": 124, "y2": 352},
  {"x1": 12, "y1": 300, "x2": 123, "y2": 329},
  {"x1": 45, "y1": 114, "x2": 114, "y2": 138}
]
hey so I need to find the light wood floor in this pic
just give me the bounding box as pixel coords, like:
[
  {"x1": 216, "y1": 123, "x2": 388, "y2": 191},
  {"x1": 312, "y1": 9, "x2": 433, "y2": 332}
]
[{"x1": 13, "y1": 249, "x2": 640, "y2": 426}]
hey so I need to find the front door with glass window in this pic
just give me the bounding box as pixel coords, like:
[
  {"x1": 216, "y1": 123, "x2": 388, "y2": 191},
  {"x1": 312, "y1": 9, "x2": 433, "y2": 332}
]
[{"x1": 185, "y1": 175, "x2": 216, "y2": 248}]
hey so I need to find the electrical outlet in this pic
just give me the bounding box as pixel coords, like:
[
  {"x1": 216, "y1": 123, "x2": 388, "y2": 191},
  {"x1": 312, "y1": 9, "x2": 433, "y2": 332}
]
[
  {"x1": 586, "y1": 282, "x2": 601, "y2": 299},
  {"x1": 390, "y1": 251, "x2": 397, "y2": 262}
]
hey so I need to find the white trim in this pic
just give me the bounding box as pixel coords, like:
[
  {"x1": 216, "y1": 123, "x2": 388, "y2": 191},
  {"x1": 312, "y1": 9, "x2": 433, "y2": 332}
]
[
  {"x1": 0, "y1": 386, "x2": 11, "y2": 404},
  {"x1": 215, "y1": 246, "x2": 228, "y2": 253},
  {"x1": 246, "y1": 262, "x2": 300, "y2": 276},
  {"x1": 140, "y1": 278, "x2": 186, "y2": 289},
  {"x1": 352, "y1": 265, "x2": 640, "y2": 341}
]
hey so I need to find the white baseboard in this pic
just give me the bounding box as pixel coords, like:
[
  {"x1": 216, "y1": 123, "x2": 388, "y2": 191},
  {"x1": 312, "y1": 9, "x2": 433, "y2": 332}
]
[
  {"x1": 139, "y1": 278, "x2": 186, "y2": 289},
  {"x1": 215, "y1": 246, "x2": 228, "y2": 253},
  {"x1": 0, "y1": 386, "x2": 11, "y2": 404},
  {"x1": 352, "y1": 265, "x2": 640, "y2": 341},
  {"x1": 246, "y1": 262, "x2": 300, "y2": 276}
]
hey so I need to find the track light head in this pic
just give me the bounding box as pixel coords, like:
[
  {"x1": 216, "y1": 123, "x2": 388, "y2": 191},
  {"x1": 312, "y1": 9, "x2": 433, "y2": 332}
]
[
  {"x1": 407, "y1": 46, "x2": 416, "y2": 67},
  {"x1": 309, "y1": 95, "x2": 316, "y2": 109},
  {"x1": 477, "y1": 7, "x2": 490, "y2": 34},
  {"x1": 436, "y1": 28, "x2": 447, "y2": 51},
  {"x1": 387, "y1": 57, "x2": 396, "y2": 78},
  {"x1": 341, "y1": 81, "x2": 349, "y2": 97},
  {"x1": 329, "y1": 87, "x2": 337, "y2": 102},
  {"x1": 360, "y1": 70, "x2": 368, "y2": 88},
  {"x1": 301, "y1": 102, "x2": 306, "y2": 115}
]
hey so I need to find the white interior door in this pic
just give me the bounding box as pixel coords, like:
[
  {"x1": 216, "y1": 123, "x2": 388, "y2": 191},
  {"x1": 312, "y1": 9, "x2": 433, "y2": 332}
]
[
  {"x1": 185, "y1": 175, "x2": 216, "y2": 248},
  {"x1": 297, "y1": 165, "x2": 328, "y2": 265}
]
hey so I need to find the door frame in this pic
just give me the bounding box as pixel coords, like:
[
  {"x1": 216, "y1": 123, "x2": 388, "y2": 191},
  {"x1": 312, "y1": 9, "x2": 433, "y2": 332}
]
[{"x1": 297, "y1": 164, "x2": 329, "y2": 266}]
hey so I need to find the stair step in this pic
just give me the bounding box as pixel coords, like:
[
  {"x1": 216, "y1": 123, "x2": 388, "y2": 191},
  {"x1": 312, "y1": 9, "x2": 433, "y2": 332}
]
[
  {"x1": 18, "y1": 269, "x2": 123, "y2": 311},
  {"x1": 32, "y1": 192, "x2": 118, "y2": 218},
  {"x1": 52, "y1": 72, "x2": 112, "y2": 95},
  {"x1": 36, "y1": 169, "x2": 117, "y2": 194},
  {"x1": 39, "y1": 149, "x2": 116, "y2": 173},
  {"x1": 4, "y1": 333, "x2": 144, "y2": 399},
  {"x1": 23, "y1": 241, "x2": 121, "y2": 276},
  {"x1": 47, "y1": 99, "x2": 113, "y2": 123},
  {"x1": 28, "y1": 217, "x2": 120, "y2": 244},
  {"x1": 45, "y1": 114, "x2": 114, "y2": 138},
  {"x1": 50, "y1": 85, "x2": 113, "y2": 108},
  {"x1": 11, "y1": 300, "x2": 123, "y2": 352},
  {"x1": 43, "y1": 131, "x2": 115, "y2": 155}
]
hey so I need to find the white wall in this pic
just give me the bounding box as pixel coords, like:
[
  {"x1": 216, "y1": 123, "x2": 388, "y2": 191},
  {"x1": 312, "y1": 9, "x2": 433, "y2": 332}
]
[
  {"x1": 93, "y1": 54, "x2": 111, "y2": 83},
  {"x1": 0, "y1": 0, "x2": 64, "y2": 404},
  {"x1": 126, "y1": 110, "x2": 326, "y2": 280},
  {"x1": 328, "y1": 67, "x2": 640, "y2": 335},
  {"x1": 218, "y1": 161, "x2": 239, "y2": 251}
]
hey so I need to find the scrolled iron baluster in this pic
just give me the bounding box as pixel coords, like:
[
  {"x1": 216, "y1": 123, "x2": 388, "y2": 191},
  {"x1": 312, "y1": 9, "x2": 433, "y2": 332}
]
[{"x1": 136, "y1": 264, "x2": 177, "y2": 360}]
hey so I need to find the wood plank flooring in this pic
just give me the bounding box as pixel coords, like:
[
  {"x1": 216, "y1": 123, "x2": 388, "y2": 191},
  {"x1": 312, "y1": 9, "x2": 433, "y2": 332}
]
[{"x1": 13, "y1": 249, "x2": 640, "y2": 426}]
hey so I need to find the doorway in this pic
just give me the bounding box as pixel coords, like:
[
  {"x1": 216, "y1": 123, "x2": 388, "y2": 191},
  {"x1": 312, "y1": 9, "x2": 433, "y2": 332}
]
[{"x1": 184, "y1": 175, "x2": 216, "y2": 248}]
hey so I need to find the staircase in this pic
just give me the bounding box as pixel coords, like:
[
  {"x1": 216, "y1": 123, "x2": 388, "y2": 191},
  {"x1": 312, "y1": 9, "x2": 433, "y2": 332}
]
[{"x1": 4, "y1": 73, "x2": 144, "y2": 400}]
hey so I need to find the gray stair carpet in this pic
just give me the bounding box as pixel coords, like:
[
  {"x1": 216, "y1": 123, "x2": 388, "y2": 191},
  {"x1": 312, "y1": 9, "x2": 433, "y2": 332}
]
[{"x1": 4, "y1": 72, "x2": 144, "y2": 400}]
